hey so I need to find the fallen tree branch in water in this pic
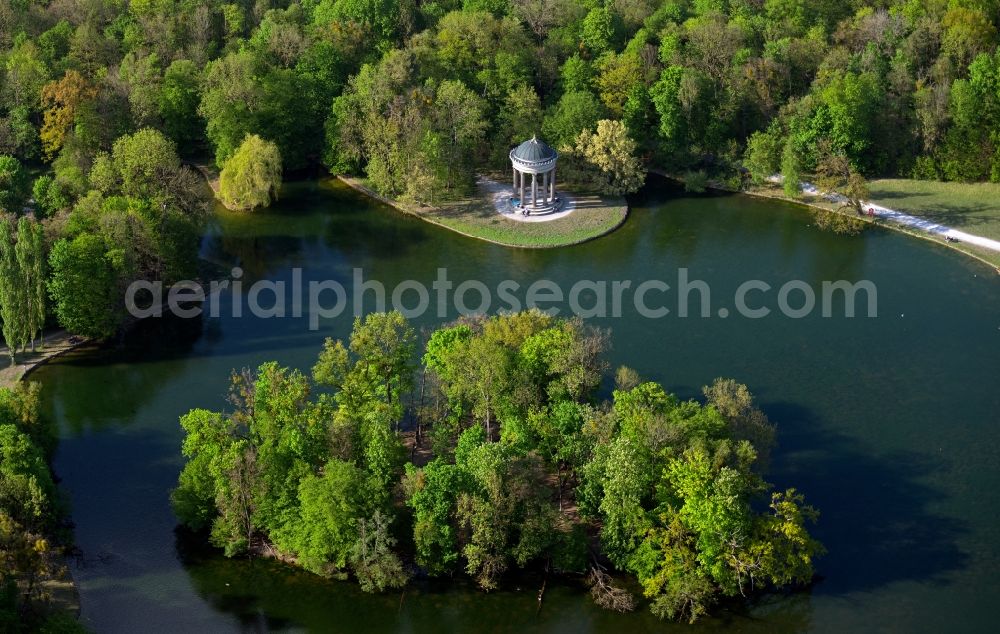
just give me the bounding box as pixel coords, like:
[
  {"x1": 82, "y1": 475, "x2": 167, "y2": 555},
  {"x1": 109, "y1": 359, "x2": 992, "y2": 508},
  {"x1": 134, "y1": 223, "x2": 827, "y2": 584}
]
[{"x1": 588, "y1": 564, "x2": 635, "y2": 613}]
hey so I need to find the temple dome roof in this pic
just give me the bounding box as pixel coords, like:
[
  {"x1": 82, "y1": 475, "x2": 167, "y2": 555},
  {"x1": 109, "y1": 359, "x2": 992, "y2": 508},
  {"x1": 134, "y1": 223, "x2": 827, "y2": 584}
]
[{"x1": 510, "y1": 136, "x2": 557, "y2": 163}]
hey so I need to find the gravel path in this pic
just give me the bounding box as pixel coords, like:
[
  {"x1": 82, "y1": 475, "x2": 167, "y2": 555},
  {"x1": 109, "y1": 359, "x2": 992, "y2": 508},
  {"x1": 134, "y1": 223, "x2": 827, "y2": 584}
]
[{"x1": 0, "y1": 330, "x2": 88, "y2": 388}]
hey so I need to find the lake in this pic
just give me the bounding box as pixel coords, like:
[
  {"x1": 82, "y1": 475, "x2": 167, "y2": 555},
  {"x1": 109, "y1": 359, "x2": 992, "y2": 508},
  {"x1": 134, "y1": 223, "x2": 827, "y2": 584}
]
[{"x1": 36, "y1": 176, "x2": 1000, "y2": 632}]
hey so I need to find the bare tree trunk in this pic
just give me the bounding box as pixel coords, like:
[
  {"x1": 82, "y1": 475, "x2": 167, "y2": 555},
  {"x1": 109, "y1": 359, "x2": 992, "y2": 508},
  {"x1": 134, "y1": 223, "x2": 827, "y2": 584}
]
[
  {"x1": 416, "y1": 365, "x2": 427, "y2": 446},
  {"x1": 536, "y1": 559, "x2": 549, "y2": 613},
  {"x1": 557, "y1": 464, "x2": 564, "y2": 512}
]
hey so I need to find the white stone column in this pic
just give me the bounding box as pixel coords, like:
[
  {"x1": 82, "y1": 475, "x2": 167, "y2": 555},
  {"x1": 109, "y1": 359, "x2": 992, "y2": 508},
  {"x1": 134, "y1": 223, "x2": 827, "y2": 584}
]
[
  {"x1": 532, "y1": 172, "x2": 538, "y2": 207},
  {"x1": 550, "y1": 167, "x2": 556, "y2": 201},
  {"x1": 520, "y1": 170, "x2": 525, "y2": 205},
  {"x1": 542, "y1": 170, "x2": 549, "y2": 204}
]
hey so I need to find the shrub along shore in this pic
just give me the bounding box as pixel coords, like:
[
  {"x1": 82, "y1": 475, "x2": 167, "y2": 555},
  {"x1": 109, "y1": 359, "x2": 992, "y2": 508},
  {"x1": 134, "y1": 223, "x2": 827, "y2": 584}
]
[{"x1": 1, "y1": 380, "x2": 84, "y2": 631}]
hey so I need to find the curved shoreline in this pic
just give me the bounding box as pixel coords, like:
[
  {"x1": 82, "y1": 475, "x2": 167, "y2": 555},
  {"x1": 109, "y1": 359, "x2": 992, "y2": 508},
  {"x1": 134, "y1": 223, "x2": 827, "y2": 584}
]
[
  {"x1": 0, "y1": 330, "x2": 92, "y2": 389},
  {"x1": 647, "y1": 170, "x2": 1000, "y2": 275},
  {"x1": 336, "y1": 175, "x2": 629, "y2": 249},
  {"x1": 186, "y1": 161, "x2": 221, "y2": 195}
]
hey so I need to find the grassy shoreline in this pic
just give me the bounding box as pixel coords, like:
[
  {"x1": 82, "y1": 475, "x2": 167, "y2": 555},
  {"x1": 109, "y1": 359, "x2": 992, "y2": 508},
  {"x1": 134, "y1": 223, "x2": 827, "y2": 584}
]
[
  {"x1": 707, "y1": 177, "x2": 1000, "y2": 274},
  {"x1": 337, "y1": 175, "x2": 629, "y2": 249},
  {"x1": 867, "y1": 179, "x2": 1000, "y2": 243},
  {"x1": 753, "y1": 184, "x2": 1000, "y2": 273}
]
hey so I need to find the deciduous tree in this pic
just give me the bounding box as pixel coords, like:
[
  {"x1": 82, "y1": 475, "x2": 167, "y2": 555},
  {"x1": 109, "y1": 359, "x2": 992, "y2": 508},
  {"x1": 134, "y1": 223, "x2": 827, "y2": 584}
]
[
  {"x1": 47, "y1": 233, "x2": 118, "y2": 340},
  {"x1": 14, "y1": 217, "x2": 45, "y2": 352},
  {"x1": 218, "y1": 135, "x2": 283, "y2": 211},
  {"x1": 0, "y1": 156, "x2": 28, "y2": 213},
  {"x1": 39, "y1": 70, "x2": 95, "y2": 159},
  {"x1": 571, "y1": 119, "x2": 646, "y2": 196},
  {"x1": 0, "y1": 217, "x2": 27, "y2": 362},
  {"x1": 542, "y1": 91, "x2": 604, "y2": 149}
]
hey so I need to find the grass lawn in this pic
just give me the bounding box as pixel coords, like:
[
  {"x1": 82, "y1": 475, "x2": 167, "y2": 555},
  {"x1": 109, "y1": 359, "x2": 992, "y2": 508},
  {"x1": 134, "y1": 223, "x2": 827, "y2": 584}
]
[
  {"x1": 339, "y1": 176, "x2": 628, "y2": 248},
  {"x1": 867, "y1": 179, "x2": 1000, "y2": 242},
  {"x1": 866, "y1": 179, "x2": 1000, "y2": 269}
]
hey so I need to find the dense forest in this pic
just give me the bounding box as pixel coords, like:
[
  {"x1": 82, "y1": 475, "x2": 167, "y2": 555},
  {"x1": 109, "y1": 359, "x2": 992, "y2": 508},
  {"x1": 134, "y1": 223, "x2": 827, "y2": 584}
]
[
  {"x1": 0, "y1": 0, "x2": 998, "y2": 339},
  {"x1": 1, "y1": 0, "x2": 998, "y2": 190},
  {"x1": 172, "y1": 310, "x2": 823, "y2": 622}
]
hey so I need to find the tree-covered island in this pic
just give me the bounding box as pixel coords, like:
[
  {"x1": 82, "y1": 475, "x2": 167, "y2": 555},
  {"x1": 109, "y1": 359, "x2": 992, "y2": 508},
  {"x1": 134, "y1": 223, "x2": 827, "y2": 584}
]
[{"x1": 172, "y1": 310, "x2": 823, "y2": 622}]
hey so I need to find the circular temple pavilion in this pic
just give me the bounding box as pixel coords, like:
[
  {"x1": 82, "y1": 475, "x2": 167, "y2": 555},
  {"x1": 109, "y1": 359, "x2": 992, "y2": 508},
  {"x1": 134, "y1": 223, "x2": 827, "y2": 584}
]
[{"x1": 510, "y1": 136, "x2": 561, "y2": 215}]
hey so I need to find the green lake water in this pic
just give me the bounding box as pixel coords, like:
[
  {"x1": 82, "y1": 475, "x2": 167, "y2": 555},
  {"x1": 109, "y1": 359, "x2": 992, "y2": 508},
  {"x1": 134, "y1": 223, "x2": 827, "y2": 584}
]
[{"x1": 35, "y1": 177, "x2": 1000, "y2": 632}]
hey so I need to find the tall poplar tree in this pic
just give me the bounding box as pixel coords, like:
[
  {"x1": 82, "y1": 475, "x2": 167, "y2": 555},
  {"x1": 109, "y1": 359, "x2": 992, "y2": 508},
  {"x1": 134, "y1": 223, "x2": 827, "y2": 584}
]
[
  {"x1": 0, "y1": 217, "x2": 26, "y2": 364},
  {"x1": 15, "y1": 217, "x2": 45, "y2": 351},
  {"x1": 30, "y1": 220, "x2": 47, "y2": 350}
]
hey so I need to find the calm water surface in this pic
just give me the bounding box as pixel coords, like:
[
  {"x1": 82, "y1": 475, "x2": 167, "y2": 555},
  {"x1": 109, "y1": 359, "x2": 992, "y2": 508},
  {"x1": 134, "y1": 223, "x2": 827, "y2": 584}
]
[{"x1": 36, "y1": 178, "x2": 1000, "y2": 632}]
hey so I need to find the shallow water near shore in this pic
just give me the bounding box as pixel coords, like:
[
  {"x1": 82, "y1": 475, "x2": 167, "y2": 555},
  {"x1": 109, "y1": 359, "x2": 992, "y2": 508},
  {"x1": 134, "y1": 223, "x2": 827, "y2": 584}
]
[{"x1": 36, "y1": 176, "x2": 1000, "y2": 632}]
